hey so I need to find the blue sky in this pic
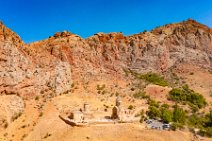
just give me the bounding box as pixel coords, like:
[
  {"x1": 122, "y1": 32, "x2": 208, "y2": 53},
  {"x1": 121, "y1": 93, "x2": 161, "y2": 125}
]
[{"x1": 0, "y1": 0, "x2": 212, "y2": 43}]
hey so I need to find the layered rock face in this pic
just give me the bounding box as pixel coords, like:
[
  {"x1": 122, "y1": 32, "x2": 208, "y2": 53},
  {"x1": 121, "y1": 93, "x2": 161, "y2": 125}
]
[
  {"x1": 34, "y1": 19, "x2": 212, "y2": 81},
  {"x1": 84, "y1": 19, "x2": 212, "y2": 73},
  {"x1": 0, "y1": 22, "x2": 72, "y2": 99},
  {"x1": 0, "y1": 19, "x2": 212, "y2": 98}
]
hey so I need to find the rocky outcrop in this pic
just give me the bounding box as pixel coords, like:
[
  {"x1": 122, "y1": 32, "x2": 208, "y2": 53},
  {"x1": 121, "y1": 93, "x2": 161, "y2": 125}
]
[
  {"x1": 36, "y1": 19, "x2": 212, "y2": 80},
  {"x1": 84, "y1": 19, "x2": 212, "y2": 73},
  {"x1": 0, "y1": 19, "x2": 212, "y2": 98},
  {"x1": 0, "y1": 21, "x2": 23, "y2": 45},
  {"x1": 0, "y1": 21, "x2": 72, "y2": 99}
]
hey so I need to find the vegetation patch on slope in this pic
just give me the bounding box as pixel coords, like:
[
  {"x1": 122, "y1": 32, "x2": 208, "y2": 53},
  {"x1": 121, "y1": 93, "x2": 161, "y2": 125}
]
[
  {"x1": 128, "y1": 70, "x2": 169, "y2": 87},
  {"x1": 168, "y1": 85, "x2": 207, "y2": 109}
]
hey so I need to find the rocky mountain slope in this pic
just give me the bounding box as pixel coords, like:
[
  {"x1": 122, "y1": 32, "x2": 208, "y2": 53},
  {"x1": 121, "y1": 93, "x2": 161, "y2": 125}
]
[
  {"x1": 0, "y1": 19, "x2": 212, "y2": 141},
  {"x1": 1, "y1": 19, "x2": 212, "y2": 98},
  {"x1": 0, "y1": 19, "x2": 211, "y2": 101},
  {"x1": 21, "y1": 19, "x2": 212, "y2": 92},
  {"x1": 0, "y1": 21, "x2": 72, "y2": 99}
]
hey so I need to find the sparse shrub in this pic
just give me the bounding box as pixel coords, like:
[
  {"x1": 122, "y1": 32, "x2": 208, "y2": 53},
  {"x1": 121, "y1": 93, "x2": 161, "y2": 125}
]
[
  {"x1": 161, "y1": 104, "x2": 169, "y2": 109},
  {"x1": 189, "y1": 104, "x2": 199, "y2": 113},
  {"x1": 21, "y1": 125, "x2": 26, "y2": 128},
  {"x1": 110, "y1": 93, "x2": 114, "y2": 97},
  {"x1": 12, "y1": 112, "x2": 22, "y2": 121},
  {"x1": 189, "y1": 72, "x2": 194, "y2": 75},
  {"x1": 199, "y1": 127, "x2": 212, "y2": 137},
  {"x1": 138, "y1": 110, "x2": 145, "y2": 123},
  {"x1": 103, "y1": 104, "x2": 109, "y2": 108},
  {"x1": 133, "y1": 91, "x2": 149, "y2": 99},
  {"x1": 35, "y1": 96, "x2": 39, "y2": 100},
  {"x1": 4, "y1": 122, "x2": 8, "y2": 129},
  {"x1": 148, "y1": 99, "x2": 160, "y2": 108},
  {"x1": 130, "y1": 87, "x2": 135, "y2": 91},
  {"x1": 96, "y1": 84, "x2": 106, "y2": 91},
  {"x1": 40, "y1": 90, "x2": 44, "y2": 94},
  {"x1": 97, "y1": 84, "x2": 107, "y2": 95},
  {"x1": 43, "y1": 133, "x2": 51, "y2": 139},
  {"x1": 134, "y1": 72, "x2": 168, "y2": 87},
  {"x1": 115, "y1": 92, "x2": 119, "y2": 96},
  {"x1": 102, "y1": 90, "x2": 106, "y2": 95},
  {"x1": 21, "y1": 134, "x2": 27, "y2": 140},
  {"x1": 3, "y1": 133, "x2": 8, "y2": 137},
  {"x1": 39, "y1": 112, "x2": 43, "y2": 117},
  {"x1": 128, "y1": 105, "x2": 134, "y2": 110},
  {"x1": 170, "y1": 122, "x2": 184, "y2": 131},
  {"x1": 33, "y1": 122, "x2": 36, "y2": 126},
  {"x1": 71, "y1": 83, "x2": 75, "y2": 88}
]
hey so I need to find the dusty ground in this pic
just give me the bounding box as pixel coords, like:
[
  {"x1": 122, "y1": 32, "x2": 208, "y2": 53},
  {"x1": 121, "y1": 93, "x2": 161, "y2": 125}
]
[
  {"x1": 1, "y1": 65, "x2": 212, "y2": 141},
  {"x1": 0, "y1": 99, "x2": 194, "y2": 141},
  {"x1": 0, "y1": 90, "x2": 211, "y2": 141}
]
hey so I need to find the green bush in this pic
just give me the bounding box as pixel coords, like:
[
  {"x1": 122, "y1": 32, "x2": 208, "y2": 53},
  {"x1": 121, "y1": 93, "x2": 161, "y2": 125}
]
[
  {"x1": 187, "y1": 111, "x2": 212, "y2": 138},
  {"x1": 97, "y1": 84, "x2": 106, "y2": 91},
  {"x1": 170, "y1": 122, "x2": 184, "y2": 131},
  {"x1": 161, "y1": 104, "x2": 170, "y2": 109},
  {"x1": 205, "y1": 111, "x2": 212, "y2": 127},
  {"x1": 35, "y1": 96, "x2": 39, "y2": 101},
  {"x1": 161, "y1": 108, "x2": 173, "y2": 123},
  {"x1": 147, "y1": 106, "x2": 161, "y2": 119},
  {"x1": 169, "y1": 85, "x2": 207, "y2": 109},
  {"x1": 173, "y1": 105, "x2": 186, "y2": 124},
  {"x1": 128, "y1": 105, "x2": 134, "y2": 110},
  {"x1": 136, "y1": 72, "x2": 168, "y2": 87},
  {"x1": 148, "y1": 99, "x2": 160, "y2": 108},
  {"x1": 169, "y1": 88, "x2": 186, "y2": 101},
  {"x1": 187, "y1": 114, "x2": 204, "y2": 128},
  {"x1": 199, "y1": 127, "x2": 212, "y2": 137},
  {"x1": 133, "y1": 91, "x2": 149, "y2": 99}
]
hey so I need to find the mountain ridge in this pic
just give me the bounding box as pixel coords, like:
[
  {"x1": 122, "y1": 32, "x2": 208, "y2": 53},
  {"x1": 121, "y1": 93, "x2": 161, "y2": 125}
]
[
  {"x1": 0, "y1": 19, "x2": 212, "y2": 141},
  {"x1": 0, "y1": 18, "x2": 211, "y2": 99},
  {"x1": 1, "y1": 19, "x2": 212, "y2": 44}
]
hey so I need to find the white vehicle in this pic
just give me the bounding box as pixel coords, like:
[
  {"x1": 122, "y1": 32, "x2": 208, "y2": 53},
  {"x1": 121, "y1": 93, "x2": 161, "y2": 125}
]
[
  {"x1": 162, "y1": 124, "x2": 170, "y2": 129},
  {"x1": 146, "y1": 119, "x2": 153, "y2": 124}
]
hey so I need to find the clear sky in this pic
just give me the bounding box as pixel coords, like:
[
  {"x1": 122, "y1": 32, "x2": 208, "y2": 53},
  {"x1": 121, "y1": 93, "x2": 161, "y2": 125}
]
[{"x1": 0, "y1": 0, "x2": 212, "y2": 43}]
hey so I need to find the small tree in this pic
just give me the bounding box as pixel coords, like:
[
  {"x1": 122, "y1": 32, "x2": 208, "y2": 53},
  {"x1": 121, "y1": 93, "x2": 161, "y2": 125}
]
[
  {"x1": 161, "y1": 108, "x2": 173, "y2": 123},
  {"x1": 147, "y1": 106, "x2": 161, "y2": 119},
  {"x1": 173, "y1": 105, "x2": 186, "y2": 124}
]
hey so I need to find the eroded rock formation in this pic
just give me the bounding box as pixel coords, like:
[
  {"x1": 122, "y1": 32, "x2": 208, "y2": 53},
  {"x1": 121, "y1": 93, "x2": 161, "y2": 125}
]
[
  {"x1": 0, "y1": 19, "x2": 212, "y2": 99},
  {"x1": 0, "y1": 22, "x2": 72, "y2": 99}
]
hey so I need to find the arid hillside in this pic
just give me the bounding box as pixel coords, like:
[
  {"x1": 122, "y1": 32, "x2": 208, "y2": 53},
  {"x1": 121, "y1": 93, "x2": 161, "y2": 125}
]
[
  {"x1": 1, "y1": 19, "x2": 212, "y2": 98},
  {"x1": 0, "y1": 19, "x2": 212, "y2": 141}
]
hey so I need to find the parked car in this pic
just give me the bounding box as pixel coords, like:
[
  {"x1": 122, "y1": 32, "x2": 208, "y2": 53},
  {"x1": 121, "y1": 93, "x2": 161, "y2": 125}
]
[
  {"x1": 162, "y1": 124, "x2": 170, "y2": 130},
  {"x1": 146, "y1": 119, "x2": 153, "y2": 124}
]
